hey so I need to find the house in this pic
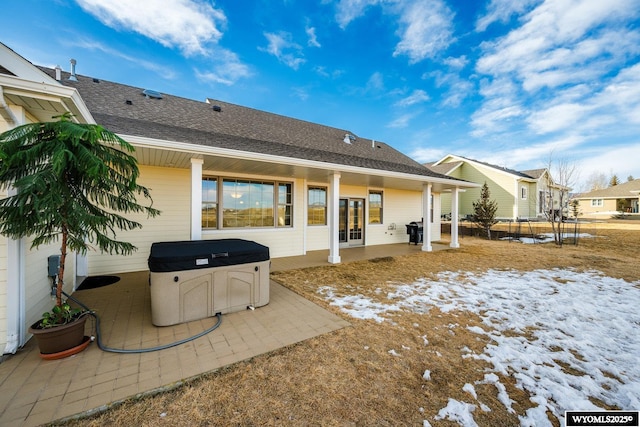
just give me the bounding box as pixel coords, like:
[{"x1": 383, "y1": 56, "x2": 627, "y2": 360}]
[
  {"x1": 425, "y1": 154, "x2": 567, "y2": 221},
  {"x1": 573, "y1": 179, "x2": 640, "y2": 218},
  {"x1": 0, "y1": 43, "x2": 477, "y2": 355}
]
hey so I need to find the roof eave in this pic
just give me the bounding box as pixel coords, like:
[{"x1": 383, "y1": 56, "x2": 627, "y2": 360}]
[{"x1": 122, "y1": 134, "x2": 479, "y2": 190}]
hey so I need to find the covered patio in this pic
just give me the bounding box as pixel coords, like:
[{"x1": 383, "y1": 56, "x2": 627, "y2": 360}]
[{"x1": 0, "y1": 242, "x2": 447, "y2": 426}]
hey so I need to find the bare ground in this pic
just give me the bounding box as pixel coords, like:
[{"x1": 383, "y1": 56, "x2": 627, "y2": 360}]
[{"x1": 59, "y1": 221, "x2": 640, "y2": 426}]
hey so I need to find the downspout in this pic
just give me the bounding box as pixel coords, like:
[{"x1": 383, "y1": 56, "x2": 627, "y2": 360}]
[{"x1": 1, "y1": 86, "x2": 24, "y2": 354}]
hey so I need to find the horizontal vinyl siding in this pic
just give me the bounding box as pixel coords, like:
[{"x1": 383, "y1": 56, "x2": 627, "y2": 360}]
[
  {"x1": 366, "y1": 188, "x2": 424, "y2": 245},
  {"x1": 88, "y1": 165, "x2": 191, "y2": 275},
  {"x1": 518, "y1": 181, "x2": 538, "y2": 219},
  {"x1": 306, "y1": 226, "x2": 328, "y2": 252},
  {"x1": 443, "y1": 162, "x2": 516, "y2": 219},
  {"x1": 24, "y1": 240, "x2": 76, "y2": 333},
  {"x1": 579, "y1": 199, "x2": 618, "y2": 217}
]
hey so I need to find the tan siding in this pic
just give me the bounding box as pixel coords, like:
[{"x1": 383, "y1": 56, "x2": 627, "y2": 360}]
[
  {"x1": 88, "y1": 165, "x2": 191, "y2": 275},
  {"x1": 579, "y1": 198, "x2": 619, "y2": 217},
  {"x1": 24, "y1": 240, "x2": 77, "y2": 331},
  {"x1": 366, "y1": 187, "x2": 425, "y2": 245}
]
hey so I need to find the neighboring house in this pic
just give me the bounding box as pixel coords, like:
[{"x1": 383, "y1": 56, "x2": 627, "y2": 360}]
[
  {"x1": 0, "y1": 43, "x2": 477, "y2": 354},
  {"x1": 426, "y1": 154, "x2": 567, "y2": 221},
  {"x1": 573, "y1": 179, "x2": 640, "y2": 218}
]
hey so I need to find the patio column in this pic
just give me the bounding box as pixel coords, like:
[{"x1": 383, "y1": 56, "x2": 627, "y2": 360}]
[
  {"x1": 190, "y1": 158, "x2": 204, "y2": 240},
  {"x1": 422, "y1": 183, "x2": 432, "y2": 252},
  {"x1": 450, "y1": 187, "x2": 460, "y2": 248},
  {"x1": 328, "y1": 172, "x2": 341, "y2": 264}
]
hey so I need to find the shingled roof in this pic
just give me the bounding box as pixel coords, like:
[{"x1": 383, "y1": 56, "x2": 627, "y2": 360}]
[
  {"x1": 37, "y1": 66, "x2": 452, "y2": 180},
  {"x1": 575, "y1": 179, "x2": 640, "y2": 199}
]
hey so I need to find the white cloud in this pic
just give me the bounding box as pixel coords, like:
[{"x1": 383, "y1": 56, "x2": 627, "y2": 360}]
[
  {"x1": 393, "y1": 0, "x2": 455, "y2": 63},
  {"x1": 366, "y1": 71, "x2": 384, "y2": 92},
  {"x1": 475, "y1": 0, "x2": 540, "y2": 32},
  {"x1": 75, "y1": 0, "x2": 226, "y2": 56},
  {"x1": 470, "y1": 105, "x2": 525, "y2": 137},
  {"x1": 69, "y1": 37, "x2": 178, "y2": 79},
  {"x1": 395, "y1": 89, "x2": 429, "y2": 107},
  {"x1": 527, "y1": 103, "x2": 590, "y2": 134},
  {"x1": 194, "y1": 49, "x2": 251, "y2": 86},
  {"x1": 471, "y1": 0, "x2": 640, "y2": 149},
  {"x1": 477, "y1": 0, "x2": 640, "y2": 88},
  {"x1": 334, "y1": 0, "x2": 380, "y2": 29},
  {"x1": 387, "y1": 112, "x2": 418, "y2": 129},
  {"x1": 443, "y1": 55, "x2": 468, "y2": 70},
  {"x1": 260, "y1": 32, "x2": 305, "y2": 70},
  {"x1": 411, "y1": 147, "x2": 447, "y2": 163},
  {"x1": 306, "y1": 26, "x2": 321, "y2": 48},
  {"x1": 576, "y1": 143, "x2": 640, "y2": 188}
]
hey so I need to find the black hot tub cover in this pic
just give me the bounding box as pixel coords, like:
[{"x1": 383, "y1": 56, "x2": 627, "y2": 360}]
[{"x1": 148, "y1": 239, "x2": 270, "y2": 273}]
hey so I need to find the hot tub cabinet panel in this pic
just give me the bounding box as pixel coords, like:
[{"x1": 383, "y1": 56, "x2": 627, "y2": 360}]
[{"x1": 148, "y1": 239, "x2": 270, "y2": 326}]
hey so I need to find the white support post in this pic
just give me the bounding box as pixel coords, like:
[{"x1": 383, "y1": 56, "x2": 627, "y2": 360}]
[
  {"x1": 328, "y1": 172, "x2": 341, "y2": 264},
  {"x1": 422, "y1": 183, "x2": 433, "y2": 252},
  {"x1": 450, "y1": 187, "x2": 460, "y2": 248},
  {"x1": 190, "y1": 158, "x2": 204, "y2": 240}
]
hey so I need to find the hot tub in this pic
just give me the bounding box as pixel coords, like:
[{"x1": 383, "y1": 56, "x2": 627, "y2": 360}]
[{"x1": 148, "y1": 239, "x2": 270, "y2": 326}]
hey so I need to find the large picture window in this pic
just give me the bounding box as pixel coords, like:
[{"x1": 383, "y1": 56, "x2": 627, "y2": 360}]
[
  {"x1": 202, "y1": 177, "x2": 293, "y2": 229},
  {"x1": 308, "y1": 186, "x2": 327, "y2": 225},
  {"x1": 368, "y1": 190, "x2": 383, "y2": 224}
]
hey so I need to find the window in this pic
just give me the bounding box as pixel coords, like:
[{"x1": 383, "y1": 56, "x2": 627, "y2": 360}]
[
  {"x1": 521, "y1": 186, "x2": 528, "y2": 200},
  {"x1": 369, "y1": 190, "x2": 383, "y2": 224},
  {"x1": 308, "y1": 186, "x2": 327, "y2": 225},
  {"x1": 202, "y1": 177, "x2": 293, "y2": 229},
  {"x1": 591, "y1": 199, "x2": 603, "y2": 207},
  {"x1": 202, "y1": 178, "x2": 218, "y2": 228},
  {"x1": 277, "y1": 183, "x2": 293, "y2": 227}
]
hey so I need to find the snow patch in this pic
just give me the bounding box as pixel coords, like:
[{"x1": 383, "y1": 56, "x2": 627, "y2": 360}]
[{"x1": 317, "y1": 268, "x2": 640, "y2": 425}]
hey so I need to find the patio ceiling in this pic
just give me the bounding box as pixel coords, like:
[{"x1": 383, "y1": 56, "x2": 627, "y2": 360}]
[{"x1": 130, "y1": 143, "x2": 472, "y2": 193}]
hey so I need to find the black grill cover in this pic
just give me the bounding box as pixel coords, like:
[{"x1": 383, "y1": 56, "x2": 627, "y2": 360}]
[{"x1": 148, "y1": 239, "x2": 270, "y2": 273}]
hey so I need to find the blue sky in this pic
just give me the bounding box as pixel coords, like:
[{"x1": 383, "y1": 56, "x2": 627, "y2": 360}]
[{"x1": 1, "y1": 0, "x2": 639, "y2": 190}]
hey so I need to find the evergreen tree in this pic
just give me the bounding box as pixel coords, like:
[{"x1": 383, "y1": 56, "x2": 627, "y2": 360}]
[
  {"x1": 609, "y1": 174, "x2": 619, "y2": 186},
  {"x1": 628, "y1": 175, "x2": 635, "y2": 182},
  {"x1": 472, "y1": 182, "x2": 498, "y2": 239},
  {"x1": 0, "y1": 113, "x2": 160, "y2": 310}
]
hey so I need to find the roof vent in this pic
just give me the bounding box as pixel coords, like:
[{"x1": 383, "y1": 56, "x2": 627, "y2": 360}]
[
  {"x1": 125, "y1": 100, "x2": 133, "y2": 105},
  {"x1": 343, "y1": 133, "x2": 356, "y2": 144},
  {"x1": 93, "y1": 78, "x2": 100, "y2": 83},
  {"x1": 142, "y1": 89, "x2": 163, "y2": 99},
  {"x1": 212, "y1": 105, "x2": 222, "y2": 112},
  {"x1": 68, "y1": 59, "x2": 77, "y2": 81},
  {"x1": 55, "y1": 65, "x2": 61, "y2": 81}
]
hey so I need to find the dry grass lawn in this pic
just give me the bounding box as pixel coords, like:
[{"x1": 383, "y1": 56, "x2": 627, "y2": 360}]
[{"x1": 59, "y1": 220, "x2": 640, "y2": 426}]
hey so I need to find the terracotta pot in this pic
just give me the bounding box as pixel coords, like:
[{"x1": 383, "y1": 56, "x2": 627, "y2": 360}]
[{"x1": 28, "y1": 314, "x2": 88, "y2": 354}]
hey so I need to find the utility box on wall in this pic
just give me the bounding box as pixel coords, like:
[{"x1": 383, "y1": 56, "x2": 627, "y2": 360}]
[{"x1": 147, "y1": 239, "x2": 270, "y2": 326}]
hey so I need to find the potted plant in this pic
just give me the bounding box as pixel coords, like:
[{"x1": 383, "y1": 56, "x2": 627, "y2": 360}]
[{"x1": 0, "y1": 112, "x2": 160, "y2": 357}]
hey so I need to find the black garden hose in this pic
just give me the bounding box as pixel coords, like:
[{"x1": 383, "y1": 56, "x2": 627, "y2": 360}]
[{"x1": 62, "y1": 290, "x2": 222, "y2": 354}]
